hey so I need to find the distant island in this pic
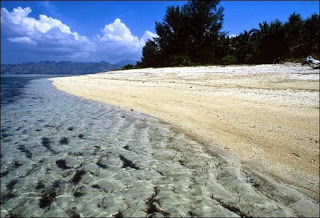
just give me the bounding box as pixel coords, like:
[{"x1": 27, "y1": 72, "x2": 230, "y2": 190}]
[
  {"x1": 1, "y1": 61, "x2": 121, "y2": 75},
  {"x1": 114, "y1": 59, "x2": 138, "y2": 67}
]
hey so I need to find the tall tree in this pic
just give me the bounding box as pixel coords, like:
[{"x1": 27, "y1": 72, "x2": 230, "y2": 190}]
[
  {"x1": 141, "y1": 0, "x2": 224, "y2": 67},
  {"x1": 285, "y1": 13, "x2": 304, "y2": 58},
  {"x1": 140, "y1": 40, "x2": 161, "y2": 67},
  {"x1": 302, "y1": 14, "x2": 319, "y2": 57},
  {"x1": 140, "y1": 5, "x2": 319, "y2": 68}
]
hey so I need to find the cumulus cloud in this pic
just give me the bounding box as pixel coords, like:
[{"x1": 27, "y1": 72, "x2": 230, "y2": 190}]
[
  {"x1": 1, "y1": 7, "x2": 158, "y2": 63},
  {"x1": 95, "y1": 18, "x2": 158, "y2": 62},
  {"x1": 8, "y1": 36, "x2": 37, "y2": 45},
  {"x1": 99, "y1": 18, "x2": 158, "y2": 47},
  {"x1": 140, "y1": 30, "x2": 158, "y2": 44},
  {"x1": 100, "y1": 18, "x2": 138, "y2": 45},
  {"x1": 1, "y1": 6, "x2": 94, "y2": 61}
]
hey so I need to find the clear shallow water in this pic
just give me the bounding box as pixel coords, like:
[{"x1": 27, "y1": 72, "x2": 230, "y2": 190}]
[
  {"x1": 1, "y1": 78, "x2": 318, "y2": 217},
  {"x1": 1, "y1": 76, "x2": 39, "y2": 106},
  {"x1": 1, "y1": 75, "x2": 63, "y2": 106}
]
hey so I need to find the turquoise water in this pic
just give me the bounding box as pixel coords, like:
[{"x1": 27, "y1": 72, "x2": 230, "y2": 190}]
[{"x1": 1, "y1": 78, "x2": 318, "y2": 217}]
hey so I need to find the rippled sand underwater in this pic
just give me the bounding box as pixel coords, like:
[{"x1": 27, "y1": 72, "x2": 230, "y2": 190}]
[{"x1": 1, "y1": 79, "x2": 318, "y2": 217}]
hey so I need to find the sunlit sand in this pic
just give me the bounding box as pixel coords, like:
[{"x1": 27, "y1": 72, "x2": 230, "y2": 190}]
[{"x1": 51, "y1": 63, "x2": 319, "y2": 215}]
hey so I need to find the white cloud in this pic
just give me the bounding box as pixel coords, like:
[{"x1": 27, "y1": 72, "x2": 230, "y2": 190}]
[
  {"x1": 8, "y1": 36, "x2": 37, "y2": 45},
  {"x1": 140, "y1": 30, "x2": 158, "y2": 44},
  {"x1": 96, "y1": 18, "x2": 158, "y2": 62},
  {"x1": 1, "y1": 6, "x2": 94, "y2": 60},
  {"x1": 100, "y1": 18, "x2": 138, "y2": 45},
  {"x1": 229, "y1": 34, "x2": 238, "y2": 38},
  {"x1": 99, "y1": 18, "x2": 158, "y2": 48},
  {"x1": 1, "y1": 7, "x2": 158, "y2": 63}
]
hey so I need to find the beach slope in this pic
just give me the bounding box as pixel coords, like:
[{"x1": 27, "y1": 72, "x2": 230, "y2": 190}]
[{"x1": 52, "y1": 64, "x2": 319, "y2": 200}]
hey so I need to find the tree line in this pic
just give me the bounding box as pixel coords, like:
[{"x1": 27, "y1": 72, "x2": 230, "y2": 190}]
[{"x1": 128, "y1": 0, "x2": 319, "y2": 69}]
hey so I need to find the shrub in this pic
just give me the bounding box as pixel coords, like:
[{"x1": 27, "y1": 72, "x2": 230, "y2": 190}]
[
  {"x1": 221, "y1": 55, "x2": 238, "y2": 65},
  {"x1": 170, "y1": 55, "x2": 193, "y2": 67},
  {"x1": 121, "y1": 64, "x2": 134, "y2": 70}
]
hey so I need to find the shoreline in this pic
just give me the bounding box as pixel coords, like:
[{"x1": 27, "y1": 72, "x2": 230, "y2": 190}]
[
  {"x1": 51, "y1": 64, "x2": 319, "y2": 200},
  {"x1": 3, "y1": 79, "x2": 319, "y2": 217}
]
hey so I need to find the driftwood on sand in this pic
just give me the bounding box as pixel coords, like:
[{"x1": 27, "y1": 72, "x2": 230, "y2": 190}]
[{"x1": 301, "y1": 56, "x2": 320, "y2": 69}]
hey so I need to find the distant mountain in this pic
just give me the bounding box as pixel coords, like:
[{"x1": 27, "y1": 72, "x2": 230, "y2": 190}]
[
  {"x1": 114, "y1": 59, "x2": 138, "y2": 67},
  {"x1": 1, "y1": 61, "x2": 120, "y2": 75}
]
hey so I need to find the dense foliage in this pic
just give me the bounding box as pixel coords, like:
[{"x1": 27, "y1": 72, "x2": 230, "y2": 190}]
[
  {"x1": 139, "y1": 0, "x2": 224, "y2": 67},
  {"x1": 138, "y1": 0, "x2": 319, "y2": 67}
]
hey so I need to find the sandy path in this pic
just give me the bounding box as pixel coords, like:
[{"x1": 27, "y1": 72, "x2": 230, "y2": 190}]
[{"x1": 51, "y1": 64, "x2": 319, "y2": 200}]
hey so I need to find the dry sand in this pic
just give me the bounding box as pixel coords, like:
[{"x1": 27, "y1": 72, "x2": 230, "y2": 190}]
[{"x1": 52, "y1": 63, "x2": 319, "y2": 201}]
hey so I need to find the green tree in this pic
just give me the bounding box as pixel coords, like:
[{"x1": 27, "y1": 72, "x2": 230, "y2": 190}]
[
  {"x1": 263, "y1": 20, "x2": 288, "y2": 62},
  {"x1": 141, "y1": 0, "x2": 224, "y2": 67},
  {"x1": 183, "y1": 0, "x2": 225, "y2": 64},
  {"x1": 140, "y1": 40, "x2": 161, "y2": 67},
  {"x1": 302, "y1": 14, "x2": 320, "y2": 57},
  {"x1": 285, "y1": 13, "x2": 304, "y2": 58},
  {"x1": 140, "y1": 3, "x2": 319, "y2": 67}
]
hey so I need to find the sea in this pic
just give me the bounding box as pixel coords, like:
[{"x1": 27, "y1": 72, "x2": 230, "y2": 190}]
[
  {"x1": 1, "y1": 75, "x2": 318, "y2": 217},
  {"x1": 0, "y1": 75, "x2": 224, "y2": 217}
]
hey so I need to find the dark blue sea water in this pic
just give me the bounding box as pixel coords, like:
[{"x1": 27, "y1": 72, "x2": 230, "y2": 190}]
[{"x1": 1, "y1": 75, "x2": 60, "y2": 105}]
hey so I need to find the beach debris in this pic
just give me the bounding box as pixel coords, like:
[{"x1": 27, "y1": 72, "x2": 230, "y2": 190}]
[
  {"x1": 73, "y1": 186, "x2": 86, "y2": 197},
  {"x1": 39, "y1": 188, "x2": 57, "y2": 208},
  {"x1": 96, "y1": 159, "x2": 108, "y2": 169},
  {"x1": 56, "y1": 159, "x2": 71, "y2": 170},
  {"x1": 70, "y1": 169, "x2": 86, "y2": 184},
  {"x1": 59, "y1": 137, "x2": 69, "y2": 145},
  {"x1": 291, "y1": 152, "x2": 300, "y2": 158},
  {"x1": 7, "y1": 179, "x2": 18, "y2": 191},
  {"x1": 1, "y1": 192, "x2": 15, "y2": 204},
  {"x1": 66, "y1": 207, "x2": 80, "y2": 218},
  {"x1": 44, "y1": 124, "x2": 55, "y2": 128},
  {"x1": 52, "y1": 180, "x2": 63, "y2": 188},
  {"x1": 119, "y1": 155, "x2": 140, "y2": 170},
  {"x1": 188, "y1": 211, "x2": 196, "y2": 217},
  {"x1": 178, "y1": 159, "x2": 186, "y2": 166},
  {"x1": 91, "y1": 184, "x2": 102, "y2": 189},
  {"x1": 41, "y1": 137, "x2": 58, "y2": 154},
  {"x1": 0, "y1": 170, "x2": 10, "y2": 177},
  {"x1": 12, "y1": 161, "x2": 22, "y2": 169},
  {"x1": 7, "y1": 211, "x2": 19, "y2": 218},
  {"x1": 301, "y1": 56, "x2": 320, "y2": 69},
  {"x1": 17, "y1": 144, "x2": 32, "y2": 158},
  {"x1": 93, "y1": 145, "x2": 102, "y2": 155},
  {"x1": 210, "y1": 194, "x2": 252, "y2": 218},
  {"x1": 113, "y1": 211, "x2": 124, "y2": 218},
  {"x1": 36, "y1": 181, "x2": 45, "y2": 189},
  {"x1": 1, "y1": 132, "x2": 12, "y2": 139},
  {"x1": 145, "y1": 186, "x2": 170, "y2": 217}
]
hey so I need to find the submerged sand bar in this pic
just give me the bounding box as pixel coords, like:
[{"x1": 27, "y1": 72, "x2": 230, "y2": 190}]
[{"x1": 52, "y1": 64, "x2": 319, "y2": 200}]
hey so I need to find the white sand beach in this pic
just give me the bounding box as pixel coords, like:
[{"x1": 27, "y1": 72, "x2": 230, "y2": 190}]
[{"x1": 52, "y1": 63, "x2": 319, "y2": 203}]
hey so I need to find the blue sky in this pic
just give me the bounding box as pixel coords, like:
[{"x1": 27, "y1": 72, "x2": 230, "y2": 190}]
[{"x1": 1, "y1": 1, "x2": 319, "y2": 64}]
